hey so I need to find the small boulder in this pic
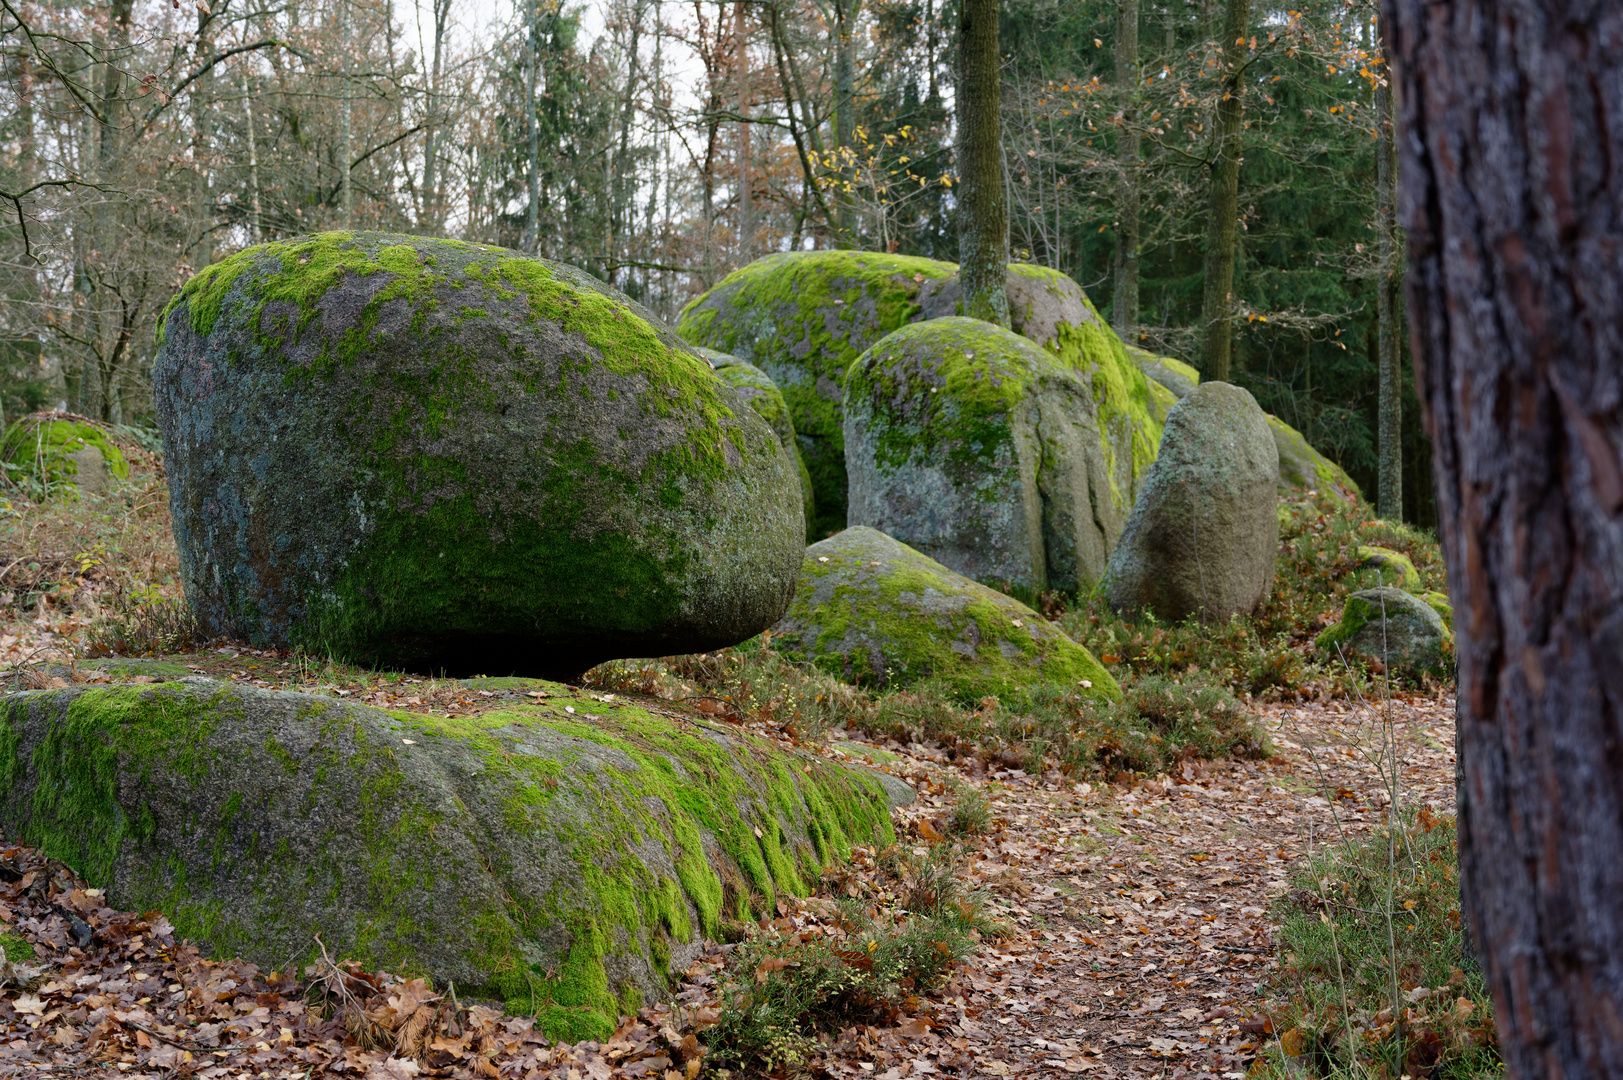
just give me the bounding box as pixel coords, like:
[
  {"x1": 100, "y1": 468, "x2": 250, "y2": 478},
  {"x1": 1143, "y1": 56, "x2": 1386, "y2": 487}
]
[
  {"x1": 698, "y1": 346, "x2": 817, "y2": 534},
  {"x1": 1358, "y1": 544, "x2": 1421, "y2": 590},
  {"x1": 844, "y1": 317, "x2": 1127, "y2": 594},
  {"x1": 155, "y1": 232, "x2": 804, "y2": 680},
  {"x1": 1420, "y1": 590, "x2": 1453, "y2": 628},
  {"x1": 1316, "y1": 586, "x2": 1451, "y2": 675},
  {"x1": 0, "y1": 413, "x2": 129, "y2": 496},
  {"x1": 0, "y1": 679, "x2": 894, "y2": 1042},
  {"x1": 1126, "y1": 347, "x2": 1360, "y2": 498},
  {"x1": 770, "y1": 526, "x2": 1119, "y2": 701},
  {"x1": 1106, "y1": 382, "x2": 1280, "y2": 623},
  {"x1": 677, "y1": 252, "x2": 957, "y2": 536}
]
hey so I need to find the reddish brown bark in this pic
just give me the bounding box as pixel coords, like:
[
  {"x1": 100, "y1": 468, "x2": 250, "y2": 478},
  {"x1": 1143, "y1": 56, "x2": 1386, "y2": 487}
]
[{"x1": 1381, "y1": 0, "x2": 1623, "y2": 1074}]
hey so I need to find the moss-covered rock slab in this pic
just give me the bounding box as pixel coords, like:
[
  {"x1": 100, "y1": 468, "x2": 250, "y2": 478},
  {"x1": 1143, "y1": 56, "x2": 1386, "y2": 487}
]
[
  {"x1": 698, "y1": 347, "x2": 816, "y2": 533},
  {"x1": 677, "y1": 252, "x2": 958, "y2": 536},
  {"x1": 1106, "y1": 382, "x2": 1280, "y2": 624},
  {"x1": 0, "y1": 679, "x2": 893, "y2": 1041},
  {"x1": 770, "y1": 526, "x2": 1118, "y2": 701},
  {"x1": 154, "y1": 232, "x2": 804, "y2": 680},
  {"x1": 1316, "y1": 586, "x2": 1451, "y2": 675},
  {"x1": 844, "y1": 317, "x2": 1129, "y2": 594},
  {"x1": 0, "y1": 414, "x2": 130, "y2": 496},
  {"x1": 1127, "y1": 345, "x2": 1200, "y2": 401}
]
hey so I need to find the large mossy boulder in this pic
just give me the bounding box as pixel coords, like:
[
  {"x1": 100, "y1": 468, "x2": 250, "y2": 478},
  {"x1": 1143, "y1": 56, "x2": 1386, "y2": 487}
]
[
  {"x1": 1316, "y1": 586, "x2": 1451, "y2": 675},
  {"x1": 677, "y1": 252, "x2": 957, "y2": 536},
  {"x1": 154, "y1": 232, "x2": 804, "y2": 680},
  {"x1": 1106, "y1": 382, "x2": 1280, "y2": 624},
  {"x1": 0, "y1": 678, "x2": 894, "y2": 1041},
  {"x1": 844, "y1": 317, "x2": 1134, "y2": 594},
  {"x1": 770, "y1": 526, "x2": 1119, "y2": 701},
  {"x1": 0, "y1": 413, "x2": 130, "y2": 496},
  {"x1": 697, "y1": 346, "x2": 816, "y2": 532}
]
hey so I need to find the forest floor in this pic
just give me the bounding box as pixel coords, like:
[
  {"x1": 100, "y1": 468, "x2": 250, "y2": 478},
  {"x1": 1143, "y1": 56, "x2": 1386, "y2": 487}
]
[{"x1": 0, "y1": 634, "x2": 1458, "y2": 1080}]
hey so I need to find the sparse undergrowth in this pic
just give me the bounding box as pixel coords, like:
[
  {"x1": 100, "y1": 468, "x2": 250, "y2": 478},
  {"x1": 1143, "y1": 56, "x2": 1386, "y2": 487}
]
[
  {"x1": 586, "y1": 648, "x2": 1268, "y2": 781},
  {"x1": 1255, "y1": 810, "x2": 1499, "y2": 1079},
  {"x1": 703, "y1": 839, "x2": 995, "y2": 1075}
]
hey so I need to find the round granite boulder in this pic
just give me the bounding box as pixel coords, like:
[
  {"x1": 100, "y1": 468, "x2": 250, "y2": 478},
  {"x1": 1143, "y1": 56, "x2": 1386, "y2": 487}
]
[
  {"x1": 844, "y1": 317, "x2": 1129, "y2": 594},
  {"x1": 1106, "y1": 382, "x2": 1280, "y2": 623},
  {"x1": 770, "y1": 526, "x2": 1118, "y2": 701},
  {"x1": 154, "y1": 232, "x2": 805, "y2": 679},
  {"x1": 677, "y1": 252, "x2": 958, "y2": 536},
  {"x1": 1316, "y1": 586, "x2": 1451, "y2": 675},
  {"x1": 697, "y1": 346, "x2": 816, "y2": 532}
]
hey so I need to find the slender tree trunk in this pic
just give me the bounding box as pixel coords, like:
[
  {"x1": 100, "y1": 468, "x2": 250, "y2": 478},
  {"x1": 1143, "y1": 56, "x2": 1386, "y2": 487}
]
[
  {"x1": 525, "y1": 1, "x2": 540, "y2": 253},
  {"x1": 420, "y1": 0, "x2": 450, "y2": 230},
  {"x1": 831, "y1": 0, "x2": 860, "y2": 243},
  {"x1": 734, "y1": 0, "x2": 750, "y2": 261},
  {"x1": 339, "y1": 0, "x2": 353, "y2": 227},
  {"x1": 611, "y1": 0, "x2": 644, "y2": 281},
  {"x1": 1375, "y1": 69, "x2": 1401, "y2": 520},
  {"x1": 1112, "y1": 0, "x2": 1140, "y2": 338},
  {"x1": 242, "y1": 71, "x2": 262, "y2": 243},
  {"x1": 955, "y1": 0, "x2": 1008, "y2": 327},
  {"x1": 1197, "y1": 0, "x2": 1249, "y2": 381},
  {"x1": 1383, "y1": 0, "x2": 1623, "y2": 1074}
]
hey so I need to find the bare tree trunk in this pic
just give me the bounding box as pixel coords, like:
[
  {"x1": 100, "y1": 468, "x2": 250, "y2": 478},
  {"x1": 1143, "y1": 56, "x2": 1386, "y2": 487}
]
[
  {"x1": 1383, "y1": 0, "x2": 1623, "y2": 1073},
  {"x1": 420, "y1": 0, "x2": 451, "y2": 231},
  {"x1": 734, "y1": 0, "x2": 750, "y2": 261},
  {"x1": 955, "y1": 0, "x2": 1008, "y2": 327},
  {"x1": 242, "y1": 71, "x2": 262, "y2": 243},
  {"x1": 1375, "y1": 67, "x2": 1401, "y2": 520},
  {"x1": 339, "y1": 0, "x2": 353, "y2": 227},
  {"x1": 1197, "y1": 0, "x2": 1249, "y2": 381},
  {"x1": 1112, "y1": 0, "x2": 1139, "y2": 338},
  {"x1": 831, "y1": 0, "x2": 860, "y2": 242}
]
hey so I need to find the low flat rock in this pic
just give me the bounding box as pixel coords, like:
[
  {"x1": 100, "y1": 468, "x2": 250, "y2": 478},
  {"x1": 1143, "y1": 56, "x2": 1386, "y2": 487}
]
[
  {"x1": 0, "y1": 679, "x2": 893, "y2": 1041},
  {"x1": 770, "y1": 526, "x2": 1118, "y2": 701}
]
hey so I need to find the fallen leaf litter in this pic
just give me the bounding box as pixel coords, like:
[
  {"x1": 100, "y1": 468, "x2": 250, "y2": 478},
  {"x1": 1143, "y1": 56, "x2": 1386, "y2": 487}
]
[{"x1": 0, "y1": 665, "x2": 1455, "y2": 1079}]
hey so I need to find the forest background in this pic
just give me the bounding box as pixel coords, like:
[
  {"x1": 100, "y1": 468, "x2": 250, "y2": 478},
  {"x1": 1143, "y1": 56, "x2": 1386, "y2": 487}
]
[{"x1": 0, "y1": 0, "x2": 1435, "y2": 525}]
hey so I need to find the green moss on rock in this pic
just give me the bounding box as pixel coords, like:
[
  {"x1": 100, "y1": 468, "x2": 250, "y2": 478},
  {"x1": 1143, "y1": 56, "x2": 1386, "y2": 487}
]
[
  {"x1": 0, "y1": 679, "x2": 893, "y2": 1041},
  {"x1": 844, "y1": 317, "x2": 1135, "y2": 593},
  {"x1": 155, "y1": 233, "x2": 804, "y2": 679},
  {"x1": 1358, "y1": 545, "x2": 1421, "y2": 591},
  {"x1": 1420, "y1": 590, "x2": 1452, "y2": 628},
  {"x1": 1316, "y1": 586, "x2": 1451, "y2": 675},
  {"x1": 771, "y1": 526, "x2": 1119, "y2": 702},
  {"x1": 698, "y1": 346, "x2": 817, "y2": 533},
  {"x1": 1270, "y1": 414, "x2": 1360, "y2": 497},
  {"x1": 677, "y1": 252, "x2": 957, "y2": 536},
  {"x1": 0, "y1": 416, "x2": 130, "y2": 495}
]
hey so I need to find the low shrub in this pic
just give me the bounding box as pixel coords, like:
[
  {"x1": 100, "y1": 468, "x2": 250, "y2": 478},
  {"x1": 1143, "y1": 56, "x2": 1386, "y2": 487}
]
[
  {"x1": 703, "y1": 840, "x2": 993, "y2": 1075},
  {"x1": 1255, "y1": 810, "x2": 1499, "y2": 1079}
]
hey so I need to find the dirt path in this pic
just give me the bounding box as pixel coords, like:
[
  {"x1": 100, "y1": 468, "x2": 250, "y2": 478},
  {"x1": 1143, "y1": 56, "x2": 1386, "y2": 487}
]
[
  {"x1": 842, "y1": 693, "x2": 1459, "y2": 1080},
  {"x1": 0, "y1": 673, "x2": 1456, "y2": 1079}
]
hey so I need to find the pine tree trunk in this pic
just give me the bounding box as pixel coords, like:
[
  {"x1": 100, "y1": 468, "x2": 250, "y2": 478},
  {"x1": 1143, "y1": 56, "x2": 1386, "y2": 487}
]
[
  {"x1": 1383, "y1": 0, "x2": 1623, "y2": 1073},
  {"x1": 1197, "y1": 0, "x2": 1249, "y2": 381},
  {"x1": 734, "y1": 0, "x2": 751, "y2": 261},
  {"x1": 1112, "y1": 0, "x2": 1139, "y2": 338},
  {"x1": 955, "y1": 0, "x2": 1008, "y2": 328},
  {"x1": 1375, "y1": 72, "x2": 1401, "y2": 520}
]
